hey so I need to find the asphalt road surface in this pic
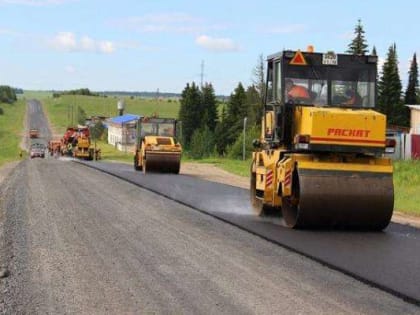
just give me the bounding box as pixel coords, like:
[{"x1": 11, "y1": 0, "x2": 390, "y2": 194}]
[
  {"x1": 1, "y1": 159, "x2": 419, "y2": 314},
  {"x1": 26, "y1": 99, "x2": 51, "y2": 150},
  {"x1": 80, "y1": 161, "x2": 420, "y2": 305}
]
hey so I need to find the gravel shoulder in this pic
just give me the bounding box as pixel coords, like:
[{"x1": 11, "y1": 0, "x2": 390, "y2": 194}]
[{"x1": 1, "y1": 159, "x2": 417, "y2": 314}]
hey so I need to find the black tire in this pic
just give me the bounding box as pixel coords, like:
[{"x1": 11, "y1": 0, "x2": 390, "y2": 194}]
[
  {"x1": 134, "y1": 154, "x2": 142, "y2": 171},
  {"x1": 281, "y1": 168, "x2": 301, "y2": 228}
]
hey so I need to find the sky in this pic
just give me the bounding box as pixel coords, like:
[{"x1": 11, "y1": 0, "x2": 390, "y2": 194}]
[{"x1": 0, "y1": 0, "x2": 419, "y2": 95}]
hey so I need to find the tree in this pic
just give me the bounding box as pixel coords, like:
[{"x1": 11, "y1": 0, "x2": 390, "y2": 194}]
[
  {"x1": 189, "y1": 126, "x2": 215, "y2": 159},
  {"x1": 405, "y1": 53, "x2": 419, "y2": 105},
  {"x1": 178, "y1": 82, "x2": 201, "y2": 147},
  {"x1": 201, "y1": 83, "x2": 218, "y2": 131},
  {"x1": 0, "y1": 86, "x2": 17, "y2": 103},
  {"x1": 214, "y1": 104, "x2": 229, "y2": 155},
  {"x1": 77, "y1": 106, "x2": 87, "y2": 125},
  {"x1": 245, "y1": 85, "x2": 261, "y2": 126},
  {"x1": 89, "y1": 121, "x2": 105, "y2": 141},
  {"x1": 371, "y1": 46, "x2": 377, "y2": 56},
  {"x1": 251, "y1": 54, "x2": 266, "y2": 125},
  {"x1": 347, "y1": 19, "x2": 369, "y2": 55},
  {"x1": 224, "y1": 82, "x2": 248, "y2": 147},
  {"x1": 378, "y1": 44, "x2": 409, "y2": 126}
]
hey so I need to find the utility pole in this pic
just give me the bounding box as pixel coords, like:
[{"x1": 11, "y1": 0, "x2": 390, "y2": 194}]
[
  {"x1": 200, "y1": 60, "x2": 204, "y2": 89},
  {"x1": 243, "y1": 117, "x2": 247, "y2": 161}
]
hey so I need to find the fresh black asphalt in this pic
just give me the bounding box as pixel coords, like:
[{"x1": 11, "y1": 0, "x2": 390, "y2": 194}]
[{"x1": 78, "y1": 160, "x2": 420, "y2": 305}]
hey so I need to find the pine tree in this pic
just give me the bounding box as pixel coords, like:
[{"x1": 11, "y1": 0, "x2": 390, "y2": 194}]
[
  {"x1": 405, "y1": 53, "x2": 419, "y2": 105},
  {"x1": 245, "y1": 85, "x2": 261, "y2": 126},
  {"x1": 225, "y1": 82, "x2": 248, "y2": 146},
  {"x1": 178, "y1": 82, "x2": 202, "y2": 147},
  {"x1": 347, "y1": 19, "x2": 369, "y2": 55},
  {"x1": 378, "y1": 44, "x2": 409, "y2": 126},
  {"x1": 252, "y1": 54, "x2": 266, "y2": 125},
  {"x1": 201, "y1": 83, "x2": 218, "y2": 131},
  {"x1": 371, "y1": 46, "x2": 377, "y2": 56},
  {"x1": 214, "y1": 105, "x2": 229, "y2": 155}
]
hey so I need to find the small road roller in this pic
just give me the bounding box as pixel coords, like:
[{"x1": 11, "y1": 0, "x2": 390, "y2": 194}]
[{"x1": 134, "y1": 117, "x2": 182, "y2": 174}]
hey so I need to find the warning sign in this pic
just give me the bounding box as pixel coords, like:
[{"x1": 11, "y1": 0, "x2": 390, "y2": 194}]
[{"x1": 290, "y1": 50, "x2": 307, "y2": 65}]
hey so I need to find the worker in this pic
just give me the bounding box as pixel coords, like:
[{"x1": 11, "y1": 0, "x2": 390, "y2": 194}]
[
  {"x1": 342, "y1": 88, "x2": 363, "y2": 106},
  {"x1": 285, "y1": 79, "x2": 311, "y2": 102}
]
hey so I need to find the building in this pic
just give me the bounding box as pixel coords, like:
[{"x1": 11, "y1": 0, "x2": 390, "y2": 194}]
[
  {"x1": 107, "y1": 114, "x2": 141, "y2": 152},
  {"x1": 406, "y1": 105, "x2": 420, "y2": 134}
]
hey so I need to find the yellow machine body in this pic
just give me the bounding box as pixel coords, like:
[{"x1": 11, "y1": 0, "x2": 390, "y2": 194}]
[
  {"x1": 73, "y1": 135, "x2": 94, "y2": 160},
  {"x1": 134, "y1": 117, "x2": 182, "y2": 174},
  {"x1": 250, "y1": 50, "x2": 394, "y2": 230}
]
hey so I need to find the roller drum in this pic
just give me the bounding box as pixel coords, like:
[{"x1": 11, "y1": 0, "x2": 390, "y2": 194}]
[
  {"x1": 144, "y1": 151, "x2": 181, "y2": 174},
  {"x1": 282, "y1": 168, "x2": 394, "y2": 230}
]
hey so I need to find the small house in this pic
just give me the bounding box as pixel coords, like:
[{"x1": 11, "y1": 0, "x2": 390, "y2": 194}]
[{"x1": 107, "y1": 114, "x2": 141, "y2": 152}]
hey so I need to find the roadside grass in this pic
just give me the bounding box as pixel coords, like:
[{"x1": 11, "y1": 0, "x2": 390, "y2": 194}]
[
  {"x1": 182, "y1": 156, "x2": 251, "y2": 177},
  {"x1": 95, "y1": 140, "x2": 133, "y2": 164},
  {"x1": 393, "y1": 160, "x2": 420, "y2": 216},
  {"x1": 0, "y1": 100, "x2": 27, "y2": 167},
  {"x1": 42, "y1": 95, "x2": 180, "y2": 133}
]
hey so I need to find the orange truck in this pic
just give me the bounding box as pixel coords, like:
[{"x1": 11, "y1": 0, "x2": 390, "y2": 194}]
[{"x1": 29, "y1": 129, "x2": 39, "y2": 138}]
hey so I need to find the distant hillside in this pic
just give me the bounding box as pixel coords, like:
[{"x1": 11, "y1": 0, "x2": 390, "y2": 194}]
[
  {"x1": 22, "y1": 90, "x2": 228, "y2": 101},
  {"x1": 97, "y1": 91, "x2": 181, "y2": 99}
]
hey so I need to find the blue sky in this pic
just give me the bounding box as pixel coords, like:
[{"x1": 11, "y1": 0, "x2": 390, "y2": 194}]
[{"x1": 0, "y1": 0, "x2": 419, "y2": 95}]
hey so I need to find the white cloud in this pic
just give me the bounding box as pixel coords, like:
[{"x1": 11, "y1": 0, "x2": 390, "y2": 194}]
[
  {"x1": 266, "y1": 24, "x2": 306, "y2": 34},
  {"x1": 48, "y1": 32, "x2": 116, "y2": 54},
  {"x1": 0, "y1": 0, "x2": 74, "y2": 5},
  {"x1": 65, "y1": 65, "x2": 75, "y2": 73},
  {"x1": 195, "y1": 35, "x2": 239, "y2": 52},
  {"x1": 112, "y1": 12, "x2": 226, "y2": 34}
]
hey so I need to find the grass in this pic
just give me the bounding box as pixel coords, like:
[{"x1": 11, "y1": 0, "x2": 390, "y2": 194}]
[
  {"x1": 0, "y1": 100, "x2": 27, "y2": 167},
  {"x1": 42, "y1": 95, "x2": 180, "y2": 133},
  {"x1": 393, "y1": 160, "x2": 420, "y2": 216},
  {"x1": 183, "y1": 156, "x2": 251, "y2": 177},
  {"x1": 18, "y1": 90, "x2": 53, "y2": 100},
  {"x1": 95, "y1": 140, "x2": 133, "y2": 164}
]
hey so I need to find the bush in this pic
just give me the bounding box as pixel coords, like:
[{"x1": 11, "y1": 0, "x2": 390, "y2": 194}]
[
  {"x1": 0, "y1": 107, "x2": 3, "y2": 115},
  {"x1": 0, "y1": 85, "x2": 17, "y2": 103},
  {"x1": 89, "y1": 121, "x2": 105, "y2": 140},
  {"x1": 189, "y1": 127, "x2": 215, "y2": 159},
  {"x1": 227, "y1": 125, "x2": 260, "y2": 159}
]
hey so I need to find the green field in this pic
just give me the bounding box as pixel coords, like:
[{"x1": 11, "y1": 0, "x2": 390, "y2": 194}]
[
  {"x1": 0, "y1": 100, "x2": 27, "y2": 167},
  {"x1": 42, "y1": 95, "x2": 180, "y2": 133},
  {"x1": 18, "y1": 90, "x2": 53, "y2": 100},
  {"x1": 393, "y1": 160, "x2": 420, "y2": 216}
]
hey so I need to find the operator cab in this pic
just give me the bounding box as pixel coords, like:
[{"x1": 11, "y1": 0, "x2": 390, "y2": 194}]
[
  {"x1": 266, "y1": 50, "x2": 377, "y2": 108},
  {"x1": 263, "y1": 50, "x2": 378, "y2": 146}
]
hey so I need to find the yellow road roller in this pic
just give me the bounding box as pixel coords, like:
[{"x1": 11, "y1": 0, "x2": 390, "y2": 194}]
[
  {"x1": 250, "y1": 49, "x2": 395, "y2": 230},
  {"x1": 134, "y1": 117, "x2": 182, "y2": 174}
]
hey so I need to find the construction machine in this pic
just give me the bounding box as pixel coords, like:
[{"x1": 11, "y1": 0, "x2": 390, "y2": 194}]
[
  {"x1": 60, "y1": 126, "x2": 94, "y2": 160},
  {"x1": 134, "y1": 117, "x2": 182, "y2": 173},
  {"x1": 72, "y1": 126, "x2": 94, "y2": 160},
  {"x1": 250, "y1": 48, "x2": 395, "y2": 230}
]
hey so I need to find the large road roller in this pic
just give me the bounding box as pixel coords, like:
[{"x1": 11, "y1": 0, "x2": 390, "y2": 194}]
[
  {"x1": 251, "y1": 49, "x2": 395, "y2": 230},
  {"x1": 134, "y1": 117, "x2": 182, "y2": 174}
]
